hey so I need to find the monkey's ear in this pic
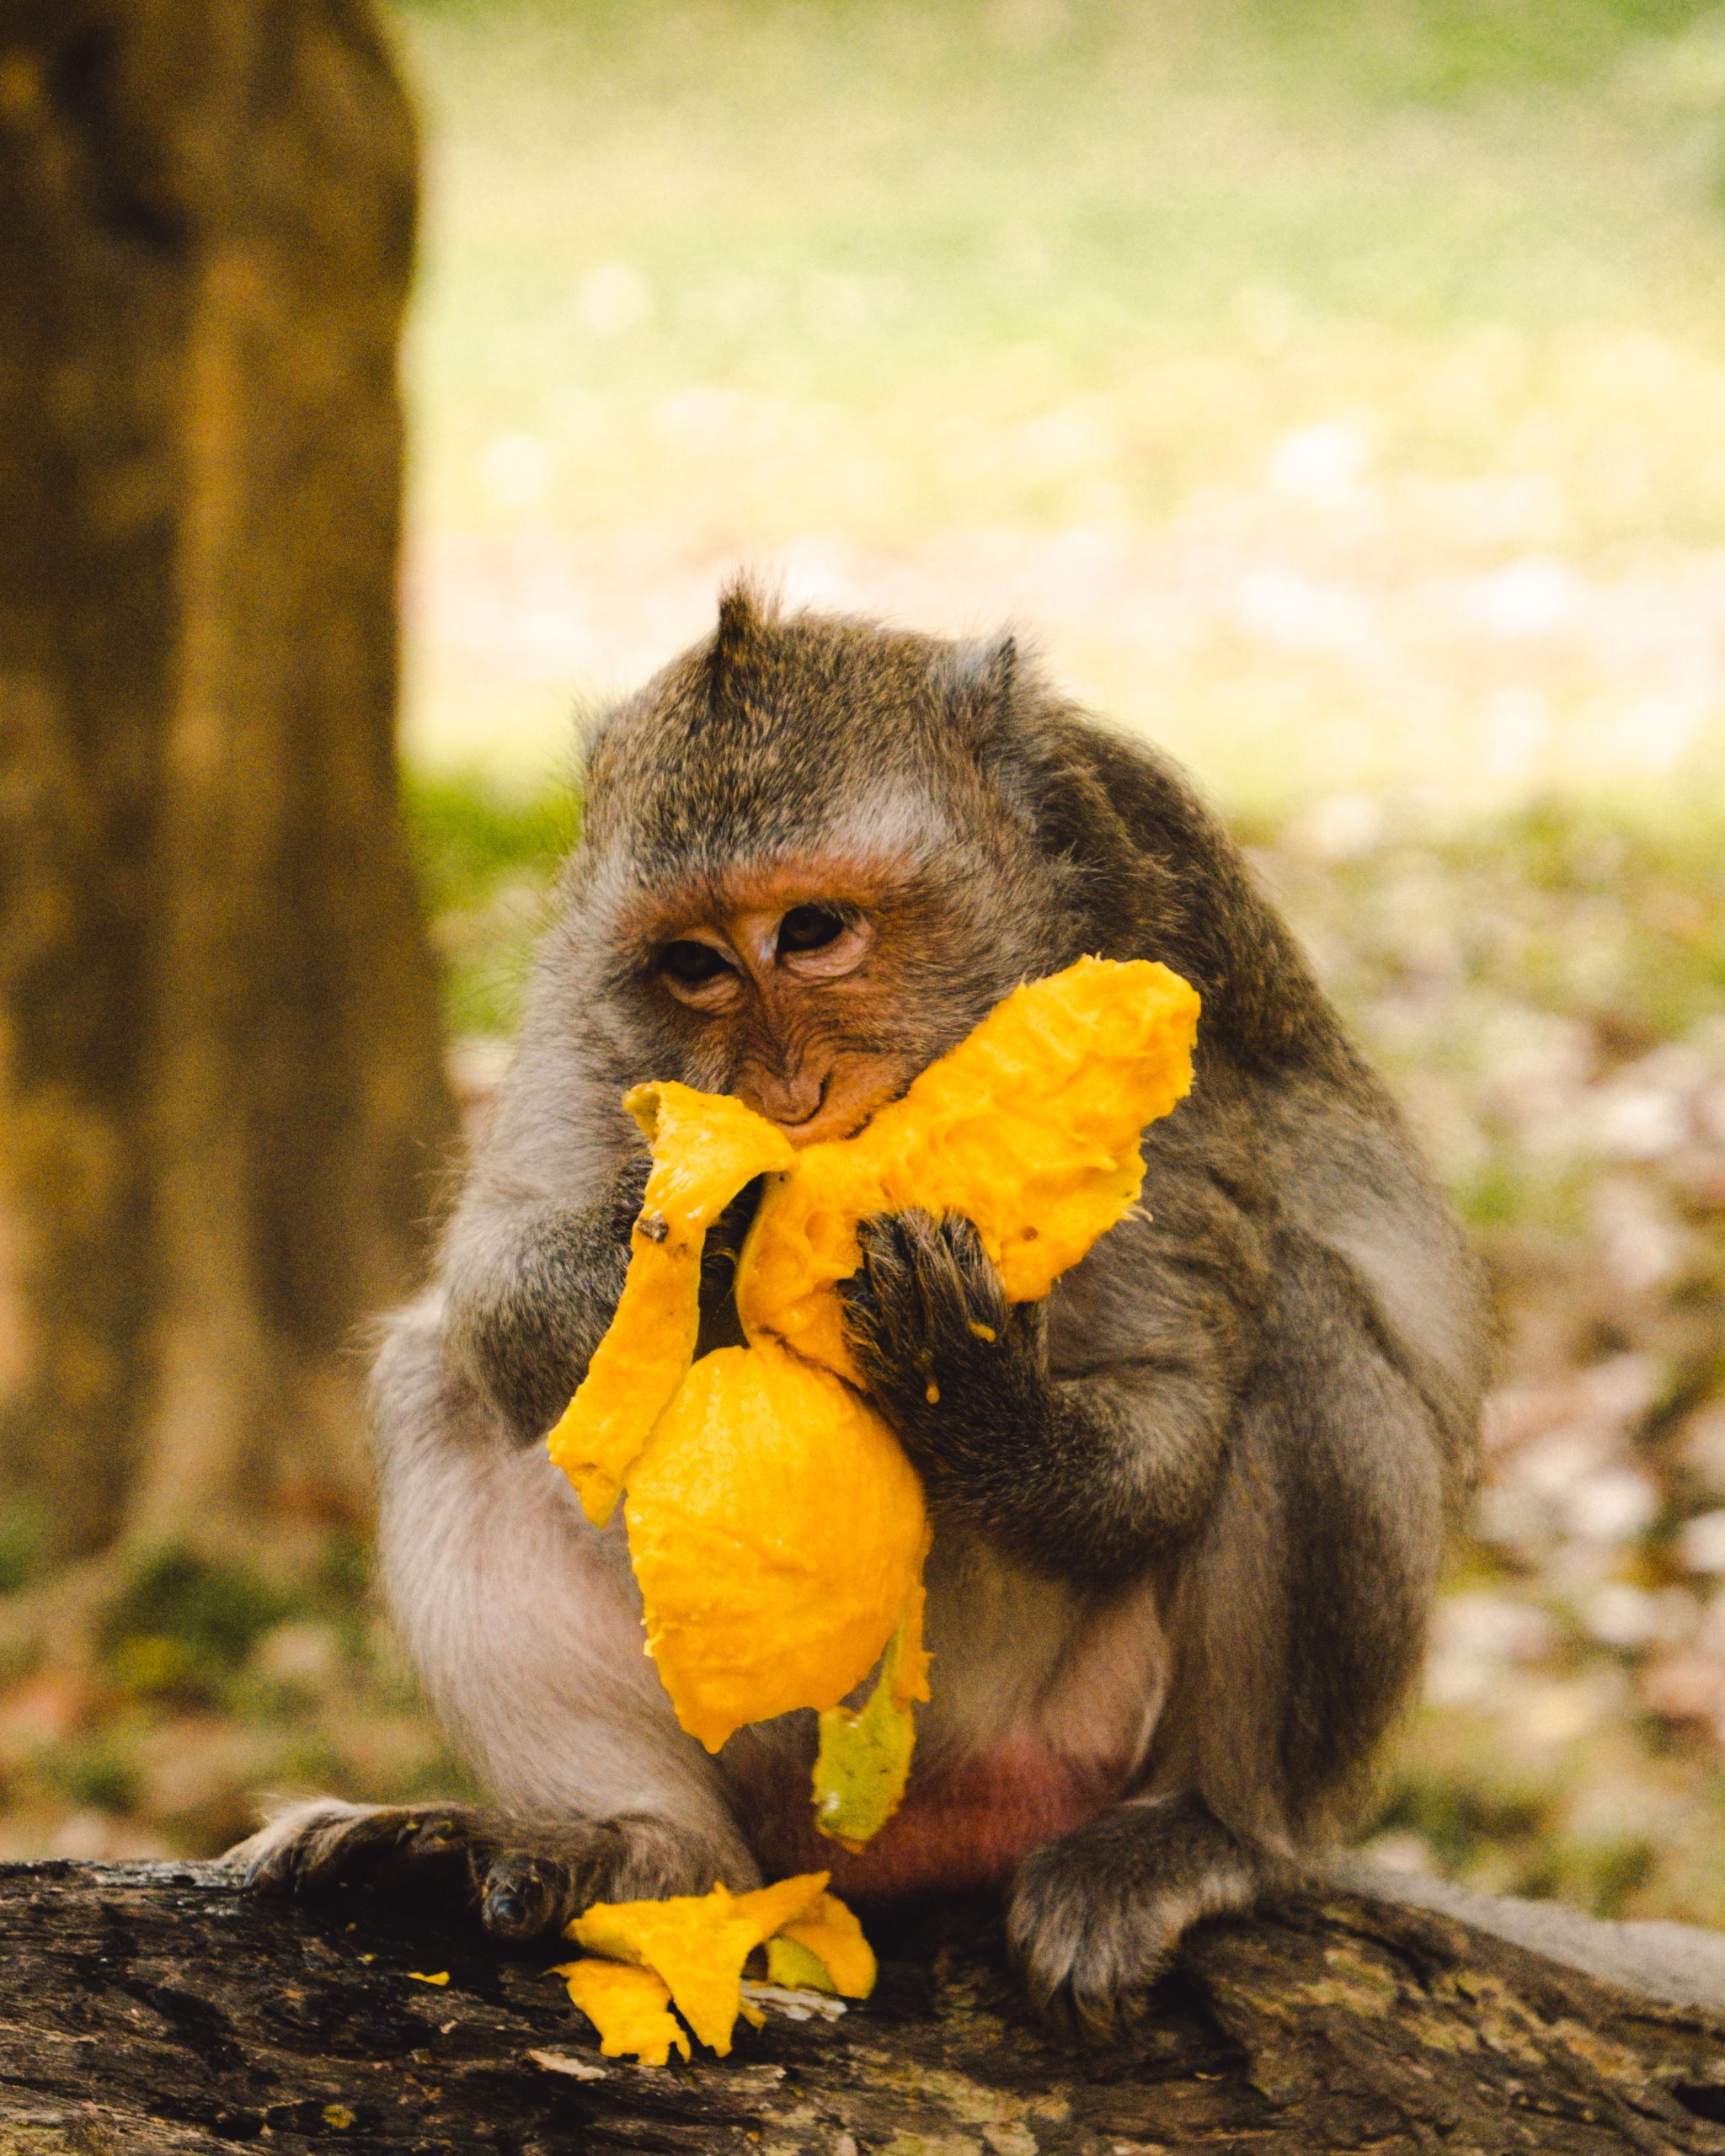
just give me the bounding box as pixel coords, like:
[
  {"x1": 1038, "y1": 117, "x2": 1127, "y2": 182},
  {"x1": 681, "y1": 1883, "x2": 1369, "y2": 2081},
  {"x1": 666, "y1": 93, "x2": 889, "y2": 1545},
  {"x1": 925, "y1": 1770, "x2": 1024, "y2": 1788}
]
[{"x1": 938, "y1": 632, "x2": 1017, "y2": 750}]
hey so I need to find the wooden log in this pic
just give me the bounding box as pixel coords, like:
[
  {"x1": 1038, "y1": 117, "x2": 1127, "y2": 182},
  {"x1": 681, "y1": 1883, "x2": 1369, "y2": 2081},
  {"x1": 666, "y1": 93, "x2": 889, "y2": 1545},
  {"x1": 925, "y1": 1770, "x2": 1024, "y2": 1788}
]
[{"x1": 3, "y1": 1860, "x2": 1725, "y2": 2153}]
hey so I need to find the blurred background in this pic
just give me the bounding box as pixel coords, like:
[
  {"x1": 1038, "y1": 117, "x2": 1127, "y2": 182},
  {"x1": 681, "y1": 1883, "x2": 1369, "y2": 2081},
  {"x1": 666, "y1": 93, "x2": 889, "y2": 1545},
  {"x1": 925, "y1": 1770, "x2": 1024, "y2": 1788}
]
[{"x1": 8, "y1": 0, "x2": 1725, "y2": 1930}]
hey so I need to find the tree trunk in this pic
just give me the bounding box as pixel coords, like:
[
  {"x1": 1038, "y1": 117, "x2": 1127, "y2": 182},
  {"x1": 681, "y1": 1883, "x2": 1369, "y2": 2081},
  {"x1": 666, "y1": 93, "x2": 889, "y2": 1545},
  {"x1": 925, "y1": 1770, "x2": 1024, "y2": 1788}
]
[
  {"x1": 3, "y1": 1863, "x2": 1724, "y2": 2153},
  {"x1": 0, "y1": 0, "x2": 454, "y2": 1559}
]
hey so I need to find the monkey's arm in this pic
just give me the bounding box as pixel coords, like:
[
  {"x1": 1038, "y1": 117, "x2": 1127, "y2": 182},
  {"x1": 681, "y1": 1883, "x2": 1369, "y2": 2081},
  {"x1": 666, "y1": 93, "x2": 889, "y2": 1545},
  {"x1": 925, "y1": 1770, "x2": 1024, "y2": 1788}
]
[
  {"x1": 442, "y1": 1153, "x2": 650, "y2": 1444},
  {"x1": 841, "y1": 1175, "x2": 1262, "y2": 1584}
]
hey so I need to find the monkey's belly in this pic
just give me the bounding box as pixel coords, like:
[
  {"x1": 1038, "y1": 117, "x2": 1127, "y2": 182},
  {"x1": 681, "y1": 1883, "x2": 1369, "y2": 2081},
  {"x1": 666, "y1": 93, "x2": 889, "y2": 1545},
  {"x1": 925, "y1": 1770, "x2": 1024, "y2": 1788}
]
[{"x1": 756, "y1": 1745, "x2": 1129, "y2": 1898}]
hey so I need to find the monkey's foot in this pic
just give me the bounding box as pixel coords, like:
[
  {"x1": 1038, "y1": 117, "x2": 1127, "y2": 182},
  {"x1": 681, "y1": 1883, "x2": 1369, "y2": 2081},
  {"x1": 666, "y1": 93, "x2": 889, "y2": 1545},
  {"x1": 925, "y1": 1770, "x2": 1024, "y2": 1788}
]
[
  {"x1": 1007, "y1": 1793, "x2": 1271, "y2": 2042},
  {"x1": 228, "y1": 1798, "x2": 745, "y2": 1944}
]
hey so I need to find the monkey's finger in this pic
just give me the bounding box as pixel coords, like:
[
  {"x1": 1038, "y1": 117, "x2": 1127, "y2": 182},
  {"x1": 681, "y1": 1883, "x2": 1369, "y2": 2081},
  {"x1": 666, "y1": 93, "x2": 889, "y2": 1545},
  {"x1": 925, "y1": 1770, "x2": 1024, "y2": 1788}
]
[
  {"x1": 894, "y1": 1210, "x2": 1012, "y2": 1355},
  {"x1": 854, "y1": 1214, "x2": 926, "y2": 1333},
  {"x1": 932, "y1": 1214, "x2": 1011, "y2": 1325},
  {"x1": 912, "y1": 1214, "x2": 1007, "y2": 1334},
  {"x1": 883, "y1": 1209, "x2": 966, "y2": 1295}
]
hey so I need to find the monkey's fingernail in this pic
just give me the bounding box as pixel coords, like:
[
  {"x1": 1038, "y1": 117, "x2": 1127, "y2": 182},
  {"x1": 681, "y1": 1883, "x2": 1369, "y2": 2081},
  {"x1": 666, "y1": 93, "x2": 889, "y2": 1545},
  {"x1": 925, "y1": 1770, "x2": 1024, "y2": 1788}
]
[
  {"x1": 968, "y1": 1321, "x2": 996, "y2": 1342},
  {"x1": 486, "y1": 1889, "x2": 525, "y2": 1928}
]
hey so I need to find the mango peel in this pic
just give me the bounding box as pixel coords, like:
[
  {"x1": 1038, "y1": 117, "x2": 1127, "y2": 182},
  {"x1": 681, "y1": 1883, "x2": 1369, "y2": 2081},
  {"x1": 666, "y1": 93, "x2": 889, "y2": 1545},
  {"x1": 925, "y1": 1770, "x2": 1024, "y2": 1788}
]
[
  {"x1": 555, "y1": 1870, "x2": 870, "y2": 2063},
  {"x1": 553, "y1": 1960, "x2": 690, "y2": 2066},
  {"x1": 548, "y1": 1088, "x2": 795, "y2": 1524},
  {"x1": 736, "y1": 955, "x2": 1203, "y2": 1380},
  {"x1": 812, "y1": 1577, "x2": 931, "y2": 1849},
  {"x1": 546, "y1": 956, "x2": 1200, "y2": 1821},
  {"x1": 768, "y1": 1889, "x2": 878, "y2": 1998}
]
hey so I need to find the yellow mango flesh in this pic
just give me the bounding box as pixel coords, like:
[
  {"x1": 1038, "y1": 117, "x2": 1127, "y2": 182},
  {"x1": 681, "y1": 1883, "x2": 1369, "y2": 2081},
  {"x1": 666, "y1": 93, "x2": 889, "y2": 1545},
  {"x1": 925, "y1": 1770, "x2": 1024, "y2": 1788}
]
[
  {"x1": 545, "y1": 956, "x2": 1199, "y2": 1801},
  {"x1": 553, "y1": 1960, "x2": 690, "y2": 2065},
  {"x1": 625, "y1": 1343, "x2": 929, "y2": 1753},
  {"x1": 566, "y1": 1872, "x2": 830, "y2": 2056},
  {"x1": 735, "y1": 956, "x2": 1200, "y2": 1380},
  {"x1": 547, "y1": 1084, "x2": 795, "y2": 1525}
]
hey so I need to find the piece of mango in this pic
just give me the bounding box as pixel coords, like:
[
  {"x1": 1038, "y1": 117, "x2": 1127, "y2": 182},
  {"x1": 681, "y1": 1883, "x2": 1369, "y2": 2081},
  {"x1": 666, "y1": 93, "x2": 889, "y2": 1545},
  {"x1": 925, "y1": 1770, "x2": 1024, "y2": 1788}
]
[
  {"x1": 624, "y1": 1342, "x2": 930, "y2": 1754},
  {"x1": 566, "y1": 1872, "x2": 830, "y2": 2056},
  {"x1": 548, "y1": 1086, "x2": 795, "y2": 1527},
  {"x1": 766, "y1": 1891, "x2": 879, "y2": 1999},
  {"x1": 553, "y1": 1959, "x2": 690, "y2": 2065},
  {"x1": 735, "y1": 955, "x2": 1201, "y2": 1379},
  {"x1": 811, "y1": 1583, "x2": 932, "y2": 1849},
  {"x1": 546, "y1": 956, "x2": 1200, "y2": 1825}
]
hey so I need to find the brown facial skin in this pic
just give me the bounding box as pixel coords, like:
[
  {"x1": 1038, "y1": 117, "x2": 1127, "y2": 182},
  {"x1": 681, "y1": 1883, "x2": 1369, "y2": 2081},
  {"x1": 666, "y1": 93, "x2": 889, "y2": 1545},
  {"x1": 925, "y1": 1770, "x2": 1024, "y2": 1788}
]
[{"x1": 623, "y1": 860, "x2": 926, "y2": 1145}]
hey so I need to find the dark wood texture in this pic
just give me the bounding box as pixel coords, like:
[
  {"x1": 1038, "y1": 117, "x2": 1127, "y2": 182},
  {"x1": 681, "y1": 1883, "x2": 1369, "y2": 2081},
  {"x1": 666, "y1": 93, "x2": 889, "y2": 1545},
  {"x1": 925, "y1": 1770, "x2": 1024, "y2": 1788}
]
[
  {"x1": 0, "y1": 0, "x2": 454, "y2": 1557},
  {"x1": 3, "y1": 1861, "x2": 1724, "y2": 2153}
]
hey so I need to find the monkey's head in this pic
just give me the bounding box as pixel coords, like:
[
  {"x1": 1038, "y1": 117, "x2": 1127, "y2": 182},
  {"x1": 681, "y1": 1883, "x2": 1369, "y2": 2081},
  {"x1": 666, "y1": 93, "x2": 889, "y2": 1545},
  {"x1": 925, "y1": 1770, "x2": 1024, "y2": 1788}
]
[{"x1": 563, "y1": 582, "x2": 1097, "y2": 1145}]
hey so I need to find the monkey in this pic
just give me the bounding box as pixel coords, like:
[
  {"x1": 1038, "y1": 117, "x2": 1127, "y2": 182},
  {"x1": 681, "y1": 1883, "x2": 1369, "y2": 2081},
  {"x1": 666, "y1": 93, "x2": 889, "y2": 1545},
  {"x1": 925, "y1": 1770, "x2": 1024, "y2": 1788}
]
[{"x1": 232, "y1": 582, "x2": 1488, "y2": 2040}]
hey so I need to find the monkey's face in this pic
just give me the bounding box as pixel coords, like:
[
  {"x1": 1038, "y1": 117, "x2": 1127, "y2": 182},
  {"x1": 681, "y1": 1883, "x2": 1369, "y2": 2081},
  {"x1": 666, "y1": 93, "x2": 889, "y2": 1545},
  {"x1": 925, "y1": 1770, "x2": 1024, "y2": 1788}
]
[{"x1": 627, "y1": 860, "x2": 951, "y2": 1147}]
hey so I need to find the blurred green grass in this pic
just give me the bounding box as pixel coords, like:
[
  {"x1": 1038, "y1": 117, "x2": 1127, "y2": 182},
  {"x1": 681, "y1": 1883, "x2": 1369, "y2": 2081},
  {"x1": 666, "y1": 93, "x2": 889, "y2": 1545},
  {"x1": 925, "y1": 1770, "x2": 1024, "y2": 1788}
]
[{"x1": 406, "y1": 773, "x2": 577, "y2": 1035}]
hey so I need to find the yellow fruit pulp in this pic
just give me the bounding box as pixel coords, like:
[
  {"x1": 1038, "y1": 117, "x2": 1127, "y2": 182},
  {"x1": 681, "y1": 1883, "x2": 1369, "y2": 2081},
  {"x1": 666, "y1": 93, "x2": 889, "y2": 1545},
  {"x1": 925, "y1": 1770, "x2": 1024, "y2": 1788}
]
[
  {"x1": 735, "y1": 956, "x2": 1202, "y2": 1380},
  {"x1": 546, "y1": 956, "x2": 1199, "y2": 1799},
  {"x1": 625, "y1": 1342, "x2": 931, "y2": 1753},
  {"x1": 553, "y1": 1960, "x2": 690, "y2": 2065},
  {"x1": 548, "y1": 1086, "x2": 794, "y2": 1526},
  {"x1": 564, "y1": 1871, "x2": 832, "y2": 2056}
]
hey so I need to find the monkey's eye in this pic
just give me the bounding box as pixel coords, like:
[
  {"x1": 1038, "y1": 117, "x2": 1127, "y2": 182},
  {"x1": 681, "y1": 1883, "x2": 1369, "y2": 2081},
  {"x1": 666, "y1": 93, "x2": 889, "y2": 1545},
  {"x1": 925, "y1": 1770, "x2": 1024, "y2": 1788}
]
[
  {"x1": 777, "y1": 905, "x2": 846, "y2": 958},
  {"x1": 659, "y1": 940, "x2": 732, "y2": 986}
]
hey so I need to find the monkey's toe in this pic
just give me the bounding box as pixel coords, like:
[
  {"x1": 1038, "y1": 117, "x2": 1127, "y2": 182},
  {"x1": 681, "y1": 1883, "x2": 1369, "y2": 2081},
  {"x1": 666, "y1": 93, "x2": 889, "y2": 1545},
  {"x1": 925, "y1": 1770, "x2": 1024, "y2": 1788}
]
[{"x1": 232, "y1": 1801, "x2": 756, "y2": 1942}]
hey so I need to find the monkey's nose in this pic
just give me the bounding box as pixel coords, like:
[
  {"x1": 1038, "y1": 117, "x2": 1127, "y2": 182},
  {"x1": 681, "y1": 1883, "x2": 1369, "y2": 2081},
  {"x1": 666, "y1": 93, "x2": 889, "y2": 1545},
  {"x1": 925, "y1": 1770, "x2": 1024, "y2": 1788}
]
[{"x1": 750, "y1": 1072, "x2": 828, "y2": 1130}]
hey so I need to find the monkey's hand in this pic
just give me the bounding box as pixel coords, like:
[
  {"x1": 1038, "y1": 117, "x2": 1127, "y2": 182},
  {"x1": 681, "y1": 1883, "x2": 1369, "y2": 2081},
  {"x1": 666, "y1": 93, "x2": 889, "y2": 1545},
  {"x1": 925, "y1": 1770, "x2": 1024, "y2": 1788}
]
[
  {"x1": 841, "y1": 1209, "x2": 1230, "y2": 1582},
  {"x1": 840, "y1": 1209, "x2": 1054, "y2": 1511}
]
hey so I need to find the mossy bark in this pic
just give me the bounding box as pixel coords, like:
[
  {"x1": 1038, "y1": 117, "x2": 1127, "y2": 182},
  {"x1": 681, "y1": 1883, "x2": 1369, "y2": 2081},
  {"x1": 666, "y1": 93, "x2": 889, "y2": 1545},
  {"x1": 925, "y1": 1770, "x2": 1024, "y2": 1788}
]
[
  {"x1": 0, "y1": 0, "x2": 453, "y2": 1559},
  {"x1": 2, "y1": 1863, "x2": 1723, "y2": 2153}
]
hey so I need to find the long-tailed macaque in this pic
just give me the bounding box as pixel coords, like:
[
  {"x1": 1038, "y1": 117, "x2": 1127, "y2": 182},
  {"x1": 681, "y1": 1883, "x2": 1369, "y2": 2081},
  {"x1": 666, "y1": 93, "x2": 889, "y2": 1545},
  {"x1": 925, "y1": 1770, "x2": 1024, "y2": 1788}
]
[{"x1": 235, "y1": 585, "x2": 1487, "y2": 2037}]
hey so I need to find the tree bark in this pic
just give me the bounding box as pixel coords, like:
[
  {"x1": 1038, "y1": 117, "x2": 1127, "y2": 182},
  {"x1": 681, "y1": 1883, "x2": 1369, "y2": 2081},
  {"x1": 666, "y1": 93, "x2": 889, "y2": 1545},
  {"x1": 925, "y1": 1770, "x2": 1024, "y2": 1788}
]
[
  {"x1": 1, "y1": 1863, "x2": 1723, "y2": 2154},
  {"x1": 0, "y1": 0, "x2": 454, "y2": 1559}
]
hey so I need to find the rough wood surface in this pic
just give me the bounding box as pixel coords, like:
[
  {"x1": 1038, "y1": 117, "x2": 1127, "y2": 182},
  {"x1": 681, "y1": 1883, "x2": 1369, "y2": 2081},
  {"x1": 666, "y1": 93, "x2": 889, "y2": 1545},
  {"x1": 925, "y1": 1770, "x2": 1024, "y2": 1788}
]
[{"x1": 3, "y1": 1861, "x2": 1724, "y2": 2153}]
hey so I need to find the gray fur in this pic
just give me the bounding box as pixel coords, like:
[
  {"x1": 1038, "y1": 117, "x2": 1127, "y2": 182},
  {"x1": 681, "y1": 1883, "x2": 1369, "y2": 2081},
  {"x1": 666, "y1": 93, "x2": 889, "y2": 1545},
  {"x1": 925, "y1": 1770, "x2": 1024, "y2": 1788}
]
[{"x1": 234, "y1": 585, "x2": 1487, "y2": 2040}]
